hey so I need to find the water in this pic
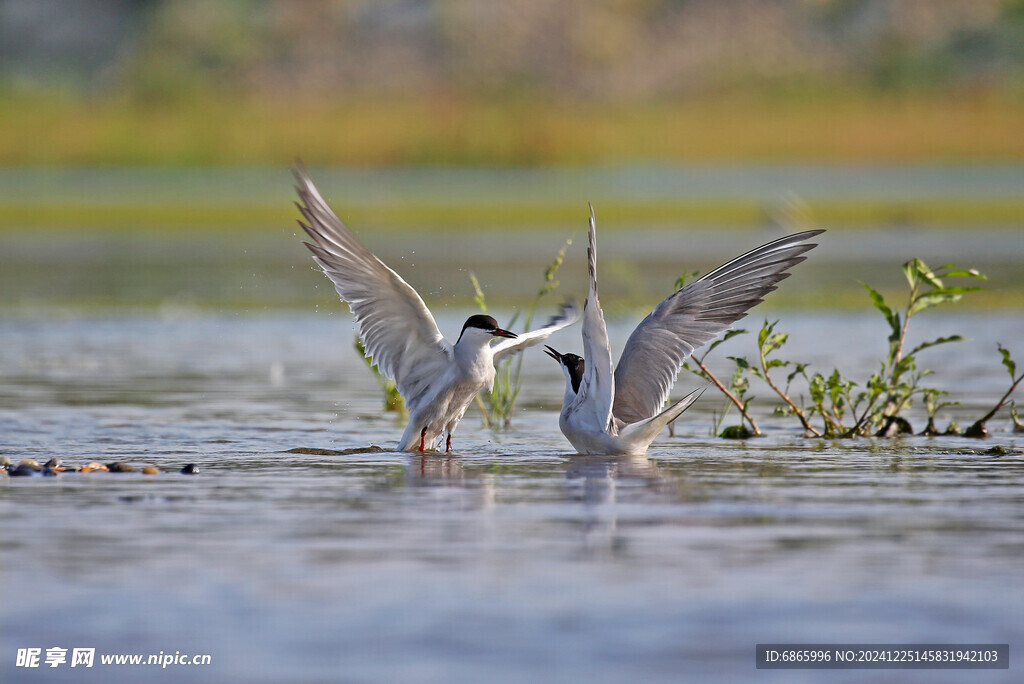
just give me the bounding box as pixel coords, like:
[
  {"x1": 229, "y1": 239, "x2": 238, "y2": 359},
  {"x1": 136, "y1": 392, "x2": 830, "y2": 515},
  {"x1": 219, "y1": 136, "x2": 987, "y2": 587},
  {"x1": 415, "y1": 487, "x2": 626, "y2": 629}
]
[
  {"x1": 2, "y1": 163, "x2": 1023, "y2": 310},
  {"x1": 2, "y1": 312, "x2": 1022, "y2": 683},
  {"x1": 2, "y1": 162, "x2": 1022, "y2": 680},
  {"x1": 3, "y1": 164, "x2": 1022, "y2": 204}
]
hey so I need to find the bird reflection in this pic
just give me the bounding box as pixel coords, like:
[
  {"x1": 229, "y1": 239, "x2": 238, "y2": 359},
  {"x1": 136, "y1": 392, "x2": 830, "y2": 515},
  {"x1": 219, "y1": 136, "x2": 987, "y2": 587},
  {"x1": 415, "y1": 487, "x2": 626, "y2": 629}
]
[
  {"x1": 563, "y1": 454, "x2": 676, "y2": 555},
  {"x1": 404, "y1": 454, "x2": 496, "y2": 513},
  {"x1": 564, "y1": 454, "x2": 670, "y2": 499},
  {"x1": 408, "y1": 453, "x2": 466, "y2": 482}
]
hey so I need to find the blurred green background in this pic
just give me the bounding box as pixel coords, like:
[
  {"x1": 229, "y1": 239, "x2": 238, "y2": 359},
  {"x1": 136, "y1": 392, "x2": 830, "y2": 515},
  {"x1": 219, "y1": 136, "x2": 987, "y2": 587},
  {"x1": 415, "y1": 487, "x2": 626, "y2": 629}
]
[{"x1": 1, "y1": 0, "x2": 1022, "y2": 312}]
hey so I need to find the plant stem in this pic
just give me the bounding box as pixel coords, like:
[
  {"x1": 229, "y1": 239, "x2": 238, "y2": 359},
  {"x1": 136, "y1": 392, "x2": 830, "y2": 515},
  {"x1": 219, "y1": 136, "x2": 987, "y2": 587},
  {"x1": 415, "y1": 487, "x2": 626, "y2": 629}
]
[
  {"x1": 475, "y1": 395, "x2": 492, "y2": 429},
  {"x1": 966, "y1": 372, "x2": 1024, "y2": 436},
  {"x1": 695, "y1": 359, "x2": 761, "y2": 436},
  {"x1": 759, "y1": 355, "x2": 822, "y2": 437},
  {"x1": 894, "y1": 296, "x2": 915, "y2": 367}
]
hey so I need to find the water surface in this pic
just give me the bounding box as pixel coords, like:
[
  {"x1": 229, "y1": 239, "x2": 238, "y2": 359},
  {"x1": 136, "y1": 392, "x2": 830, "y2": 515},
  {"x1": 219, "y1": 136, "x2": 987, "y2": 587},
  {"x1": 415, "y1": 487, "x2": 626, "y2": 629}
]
[{"x1": 2, "y1": 313, "x2": 1022, "y2": 682}]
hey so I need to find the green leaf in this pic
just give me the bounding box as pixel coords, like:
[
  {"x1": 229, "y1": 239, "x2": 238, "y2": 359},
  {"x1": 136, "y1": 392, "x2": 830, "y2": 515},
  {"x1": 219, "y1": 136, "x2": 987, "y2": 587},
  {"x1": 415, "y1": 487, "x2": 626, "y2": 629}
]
[
  {"x1": 892, "y1": 354, "x2": 917, "y2": 378},
  {"x1": 723, "y1": 329, "x2": 748, "y2": 341},
  {"x1": 809, "y1": 372, "x2": 826, "y2": 403},
  {"x1": 941, "y1": 268, "x2": 987, "y2": 280},
  {"x1": 706, "y1": 328, "x2": 747, "y2": 354},
  {"x1": 728, "y1": 356, "x2": 751, "y2": 370},
  {"x1": 860, "y1": 282, "x2": 899, "y2": 335},
  {"x1": 901, "y1": 259, "x2": 920, "y2": 289},
  {"x1": 909, "y1": 335, "x2": 965, "y2": 356},
  {"x1": 674, "y1": 269, "x2": 700, "y2": 290},
  {"x1": 786, "y1": 362, "x2": 809, "y2": 385},
  {"x1": 763, "y1": 332, "x2": 789, "y2": 354},
  {"x1": 904, "y1": 258, "x2": 943, "y2": 290},
  {"x1": 998, "y1": 343, "x2": 1016, "y2": 379},
  {"x1": 908, "y1": 292, "x2": 963, "y2": 315},
  {"x1": 757, "y1": 320, "x2": 776, "y2": 349},
  {"x1": 935, "y1": 285, "x2": 985, "y2": 295},
  {"x1": 682, "y1": 362, "x2": 709, "y2": 381}
]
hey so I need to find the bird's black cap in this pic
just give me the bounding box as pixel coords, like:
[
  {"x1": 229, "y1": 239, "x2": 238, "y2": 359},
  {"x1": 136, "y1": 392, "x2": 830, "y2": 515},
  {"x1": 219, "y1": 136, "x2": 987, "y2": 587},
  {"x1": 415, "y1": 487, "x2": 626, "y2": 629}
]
[
  {"x1": 544, "y1": 346, "x2": 584, "y2": 394},
  {"x1": 459, "y1": 314, "x2": 516, "y2": 342}
]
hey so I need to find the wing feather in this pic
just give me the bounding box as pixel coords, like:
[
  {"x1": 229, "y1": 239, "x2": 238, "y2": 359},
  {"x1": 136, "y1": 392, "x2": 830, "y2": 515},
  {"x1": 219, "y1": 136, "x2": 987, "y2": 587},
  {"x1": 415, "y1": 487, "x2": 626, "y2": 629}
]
[
  {"x1": 491, "y1": 299, "x2": 580, "y2": 363},
  {"x1": 295, "y1": 167, "x2": 451, "y2": 406},
  {"x1": 612, "y1": 229, "x2": 824, "y2": 424},
  {"x1": 571, "y1": 205, "x2": 616, "y2": 433}
]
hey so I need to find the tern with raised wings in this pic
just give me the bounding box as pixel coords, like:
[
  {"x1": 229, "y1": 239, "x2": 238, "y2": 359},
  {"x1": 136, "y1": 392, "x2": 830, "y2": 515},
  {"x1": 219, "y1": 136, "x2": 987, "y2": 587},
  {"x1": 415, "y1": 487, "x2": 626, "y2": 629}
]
[
  {"x1": 295, "y1": 168, "x2": 579, "y2": 452},
  {"x1": 545, "y1": 206, "x2": 822, "y2": 455}
]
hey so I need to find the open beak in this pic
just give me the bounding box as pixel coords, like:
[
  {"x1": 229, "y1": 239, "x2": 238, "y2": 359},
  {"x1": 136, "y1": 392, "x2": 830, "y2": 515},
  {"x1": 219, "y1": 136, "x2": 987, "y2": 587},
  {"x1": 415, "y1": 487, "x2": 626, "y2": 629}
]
[
  {"x1": 544, "y1": 345, "x2": 562, "y2": 362},
  {"x1": 493, "y1": 328, "x2": 517, "y2": 339}
]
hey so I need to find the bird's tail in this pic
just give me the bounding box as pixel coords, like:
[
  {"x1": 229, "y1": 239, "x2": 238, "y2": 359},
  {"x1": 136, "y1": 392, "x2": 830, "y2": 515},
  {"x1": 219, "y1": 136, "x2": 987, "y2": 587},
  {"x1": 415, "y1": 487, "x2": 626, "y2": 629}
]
[{"x1": 619, "y1": 385, "x2": 707, "y2": 445}]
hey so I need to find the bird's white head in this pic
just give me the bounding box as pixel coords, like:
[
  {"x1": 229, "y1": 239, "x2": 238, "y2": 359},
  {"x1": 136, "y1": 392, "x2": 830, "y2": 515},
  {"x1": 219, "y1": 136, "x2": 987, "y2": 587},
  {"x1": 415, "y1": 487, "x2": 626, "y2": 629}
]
[{"x1": 544, "y1": 345, "x2": 585, "y2": 396}]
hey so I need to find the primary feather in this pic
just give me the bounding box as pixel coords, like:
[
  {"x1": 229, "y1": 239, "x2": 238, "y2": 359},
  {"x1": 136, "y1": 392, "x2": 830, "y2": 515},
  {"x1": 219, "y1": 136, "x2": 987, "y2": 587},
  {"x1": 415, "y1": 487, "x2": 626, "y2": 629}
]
[{"x1": 611, "y1": 229, "x2": 824, "y2": 425}]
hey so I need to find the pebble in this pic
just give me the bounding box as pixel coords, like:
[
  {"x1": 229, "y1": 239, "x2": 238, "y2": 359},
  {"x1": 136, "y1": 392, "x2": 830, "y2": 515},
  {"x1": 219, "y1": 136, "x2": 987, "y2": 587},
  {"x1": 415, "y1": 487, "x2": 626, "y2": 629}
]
[
  {"x1": 5, "y1": 458, "x2": 197, "y2": 477},
  {"x1": 43, "y1": 458, "x2": 67, "y2": 474}
]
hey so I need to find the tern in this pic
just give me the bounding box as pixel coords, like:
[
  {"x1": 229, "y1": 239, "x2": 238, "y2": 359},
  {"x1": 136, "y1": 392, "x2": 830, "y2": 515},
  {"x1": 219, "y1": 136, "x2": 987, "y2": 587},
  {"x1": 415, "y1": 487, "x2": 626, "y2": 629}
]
[
  {"x1": 294, "y1": 168, "x2": 580, "y2": 452},
  {"x1": 545, "y1": 206, "x2": 823, "y2": 455}
]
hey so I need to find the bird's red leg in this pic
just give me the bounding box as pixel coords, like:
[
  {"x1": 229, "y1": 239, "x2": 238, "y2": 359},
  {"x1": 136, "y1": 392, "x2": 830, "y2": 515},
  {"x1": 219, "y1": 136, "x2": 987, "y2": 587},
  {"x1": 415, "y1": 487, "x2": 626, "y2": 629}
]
[
  {"x1": 445, "y1": 433, "x2": 452, "y2": 453},
  {"x1": 419, "y1": 427, "x2": 427, "y2": 452}
]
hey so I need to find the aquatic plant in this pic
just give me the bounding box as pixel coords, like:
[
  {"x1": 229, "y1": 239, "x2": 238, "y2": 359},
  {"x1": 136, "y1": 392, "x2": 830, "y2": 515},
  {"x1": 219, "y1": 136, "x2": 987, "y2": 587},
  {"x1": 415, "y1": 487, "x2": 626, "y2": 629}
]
[
  {"x1": 965, "y1": 345, "x2": 1024, "y2": 438},
  {"x1": 473, "y1": 239, "x2": 571, "y2": 428},
  {"x1": 684, "y1": 257, "x2": 1022, "y2": 438},
  {"x1": 920, "y1": 388, "x2": 959, "y2": 436},
  {"x1": 354, "y1": 336, "x2": 406, "y2": 415},
  {"x1": 680, "y1": 329, "x2": 760, "y2": 438},
  {"x1": 758, "y1": 259, "x2": 988, "y2": 437}
]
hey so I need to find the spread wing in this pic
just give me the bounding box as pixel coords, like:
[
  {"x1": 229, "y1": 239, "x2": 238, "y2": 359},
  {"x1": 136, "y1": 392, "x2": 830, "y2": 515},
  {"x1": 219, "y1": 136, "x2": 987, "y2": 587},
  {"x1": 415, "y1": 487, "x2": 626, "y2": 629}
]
[
  {"x1": 491, "y1": 299, "x2": 580, "y2": 363},
  {"x1": 295, "y1": 167, "x2": 452, "y2": 406},
  {"x1": 570, "y1": 205, "x2": 616, "y2": 433},
  {"x1": 612, "y1": 229, "x2": 824, "y2": 424}
]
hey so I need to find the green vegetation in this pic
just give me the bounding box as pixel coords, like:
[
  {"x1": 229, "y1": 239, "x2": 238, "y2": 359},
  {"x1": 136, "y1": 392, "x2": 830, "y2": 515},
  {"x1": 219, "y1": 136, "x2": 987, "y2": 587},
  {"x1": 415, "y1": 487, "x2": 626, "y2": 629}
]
[
  {"x1": 472, "y1": 239, "x2": 571, "y2": 429},
  {"x1": 2, "y1": 92, "x2": 1023, "y2": 166},
  {"x1": 965, "y1": 344, "x2": 1024, "y2": 437},
  {"x1": 689, "y1": 258, "x2": 1022, "y2": 438},
  {"x1": 354, "y1": 337, "x2": 405, "y2": 416},
  {"x1": 3, "y1": 197, "x2": 1023, "y2": 233}
]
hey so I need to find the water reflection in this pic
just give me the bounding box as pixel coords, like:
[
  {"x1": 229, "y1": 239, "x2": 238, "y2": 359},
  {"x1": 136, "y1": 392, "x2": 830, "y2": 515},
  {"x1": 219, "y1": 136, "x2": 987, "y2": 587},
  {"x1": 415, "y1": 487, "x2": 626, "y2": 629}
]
[
  {"x1": 403, "y1": 453, "x2": 497, "y2": 517},
  {"x1": 406, "y1": 453, "x2": 467, "y2": 483},
  {"x1": 562, "y1": 455, "x2": 678, "y2": 554}
]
